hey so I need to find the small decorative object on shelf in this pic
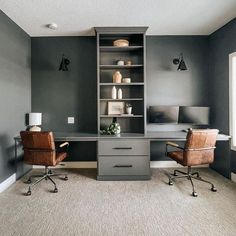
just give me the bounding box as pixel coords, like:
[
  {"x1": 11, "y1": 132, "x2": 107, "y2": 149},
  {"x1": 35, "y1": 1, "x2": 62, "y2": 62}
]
[
  {"x1": 113, "y1": 39, "x2": 129, "y2": 47},
  {"x1": 122, "y1": 78, "x2": 131, "y2": 83},
  {"x1": 118, "y1": 88, "x2": 122, "y2": 99},
  {"x1": 126, "y1": 103, "x2": 132, "y2": 115},
  {"x1": 117, "y1": 59, "x2": 124, "y2": 66},
  {"x1": 111, "y1": 86, "x2": 117, "y2": 99},
  {"x1": 126, "y1": 60, "x2": 132, "y2": 65},
  {"x1": 113, "y1": 71, "x2": 122, "y2": 83},
  {"x1": 108, "y1": 101, "x2": 124, "y2": 115},
  {"x1": 100, "y1": 118, "x2": 121, "y2": 135}
]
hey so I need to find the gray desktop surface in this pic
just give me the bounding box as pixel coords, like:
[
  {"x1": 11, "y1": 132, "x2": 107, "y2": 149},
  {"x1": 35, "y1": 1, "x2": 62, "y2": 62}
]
[{"x1": 50, "y1": 132, "x2": 230, "y2": 141}]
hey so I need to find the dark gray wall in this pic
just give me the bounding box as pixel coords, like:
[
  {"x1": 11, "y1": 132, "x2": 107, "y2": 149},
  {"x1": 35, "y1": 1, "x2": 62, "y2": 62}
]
[
  {"x1": 0, "y1": 10, "x2": 31, "y2": 182},
  {"x1": 146, "y1": 36, "x2": 209, "y2": 132},
  {"x1": 32, "y1": 37, "x2": 97, "y2": 133},
  {"x1": 209, "y1": 18, "x2": 236, "y2": 173},
  {"x1": 32, "y1": 37, "x2": 97, "y2": 161}
]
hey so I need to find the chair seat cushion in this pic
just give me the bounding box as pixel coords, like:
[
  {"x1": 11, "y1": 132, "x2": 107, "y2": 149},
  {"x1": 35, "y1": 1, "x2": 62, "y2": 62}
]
[
  {"x1": 167, "y1": 151, "x2": 185, "y2": 166},
  {"x1": 55, "y1": 152, "x2": 67, "y2": 165}
]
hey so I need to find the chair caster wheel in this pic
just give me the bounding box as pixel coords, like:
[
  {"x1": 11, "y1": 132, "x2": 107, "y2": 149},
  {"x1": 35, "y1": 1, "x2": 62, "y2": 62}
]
[
  {"x1": 169, "y1": 181, "x2": 173, "y2": 185},
  {"x1": 64, "y1": 176, "x2": 68, "y2": 181},
  {"x1": 173, "y1": 173, "x2": 178, "y2": 176},
  {"x1": 192, "y1": 192, "x2": 198, "y2": 197},
  {"x1": 211, "y1": 187, "x2": 217, "y2": 192},
  {"x1": 26, "y1": 190, "x2": 31, "y2": 196},
  {"x1": 26, "y1": 179, "x2": 31, "y2": 184},
  {"x1": 53, "y1": 188, "x2": 58, "y2": 193},
  {"x1": 48, "y1": 170, "x2": 52, "y2": 174}
]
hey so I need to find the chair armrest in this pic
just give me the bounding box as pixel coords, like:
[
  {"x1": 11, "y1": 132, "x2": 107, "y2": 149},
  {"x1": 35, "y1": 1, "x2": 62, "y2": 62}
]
[
  {"x1": 166, "y1": 141, "x2": 179, "y2": 148},
  {"x1": 57, "y1": 142, "x2": 69, "y2": 153},
  {"x1": 165, "y1": 141, "x2": 184, "y2": 156},
  {"x1": 59, "y1": 142, "x2": 69, "y2": 148}
]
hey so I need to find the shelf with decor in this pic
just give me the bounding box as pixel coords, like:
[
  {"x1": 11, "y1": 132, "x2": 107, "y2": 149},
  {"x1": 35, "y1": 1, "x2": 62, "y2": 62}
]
[
  {"x1": 95, "y1": 27, "x2": 147, "y2": 134},
  {"x1": 100, "y1": 65, "x2": 143, "y2": 69},
  {"x1": 99, "y1": 46, "x2": 143, "y2": 52},
  {"x1": 100, "y1": 98, "x2": 143, "y2": 101}
]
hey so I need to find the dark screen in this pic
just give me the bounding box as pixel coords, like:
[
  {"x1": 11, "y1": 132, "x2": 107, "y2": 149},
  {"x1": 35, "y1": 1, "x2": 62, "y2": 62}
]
[{"x1": 149, "y1": 106, "x2": 179, "y2": 123}]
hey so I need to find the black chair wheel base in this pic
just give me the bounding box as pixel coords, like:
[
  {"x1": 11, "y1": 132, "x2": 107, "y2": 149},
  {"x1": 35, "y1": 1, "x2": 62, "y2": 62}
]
[
  {"x1": 168, "y1": 181, "x2": 173, "y2": 186},
  {"x1": 192, "y1": 191, "x2": 198, "y2": 197},
  {"x1": 211, "y1": 187, "x2": 217, "y2": 192},
  {"x1": 53, "y1": 187, "x2": 58, "y2": 193},
  {"x1": 64, "y1": 176, "x2": 68, "y2": 181},
  {"x1": 26, "y1": 190, "x2": 31, "y2": 196}
]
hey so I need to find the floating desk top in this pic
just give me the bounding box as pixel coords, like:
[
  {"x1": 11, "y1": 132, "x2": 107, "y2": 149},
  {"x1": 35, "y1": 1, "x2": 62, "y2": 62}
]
[{"x1": 15, "y1": 131, "x2": 229, "y2": 142}]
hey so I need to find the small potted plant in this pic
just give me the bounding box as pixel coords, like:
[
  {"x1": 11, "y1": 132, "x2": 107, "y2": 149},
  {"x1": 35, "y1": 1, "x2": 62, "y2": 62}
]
[{"x1": 126, "y1": 103, "x2": 132, "y2": 115}]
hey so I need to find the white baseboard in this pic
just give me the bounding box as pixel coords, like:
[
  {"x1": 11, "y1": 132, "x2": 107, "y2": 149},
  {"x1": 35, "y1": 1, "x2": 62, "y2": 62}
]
[
  {"x1": 0, "y1": 173, "x2": 16, "y2": 193},
  {"x1": 33, "y1": 161, "x2": 209, "y2": 169},
  {"x1": 231, "y1": 172, "x2": 236, "y2": 182}
]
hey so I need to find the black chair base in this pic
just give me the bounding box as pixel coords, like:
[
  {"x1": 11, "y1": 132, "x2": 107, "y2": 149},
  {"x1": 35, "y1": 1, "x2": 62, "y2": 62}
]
[
  {"x1": 168, "y1": 167, "x2": 217, "y2": 197},
  {"x1": 25, "y1": 167, "x2": 68, "y2": 196}
]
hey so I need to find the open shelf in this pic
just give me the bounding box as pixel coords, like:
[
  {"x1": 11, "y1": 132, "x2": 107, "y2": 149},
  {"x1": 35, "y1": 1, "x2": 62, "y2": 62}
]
[
  {"x1": 100, "y1": 82, "x2": 144, "y2": 86},
  {"x1": 100, "y1": 65, "x2": 143, "y2": 69},
  {"x1": 100, "y1": 115, "x2": 143, "y2": 118},
  {"x1": 100, "y1": 98, "x2": 143, "y2": 101},
  {"x1": 95, "y1": 27, "x2": 147, "y2": 134},
  {"x1": 100, "y1": 46, "x2": 143, "y2": 52}
]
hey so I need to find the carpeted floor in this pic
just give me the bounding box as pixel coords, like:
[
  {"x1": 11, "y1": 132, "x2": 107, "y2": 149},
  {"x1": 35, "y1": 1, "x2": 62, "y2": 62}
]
[{"x1": 0, "y1": 168, "x2": 236, "y2": 236}]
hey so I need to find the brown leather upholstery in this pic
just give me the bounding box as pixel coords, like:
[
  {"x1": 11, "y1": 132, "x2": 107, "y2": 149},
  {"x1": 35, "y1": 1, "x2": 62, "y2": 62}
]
[
  {"x1": 20, "y1": 131, "x2": 67, "y2": 167},
  {"x1": 168, "y1": 129, "x2": 219, "y2": 166}
]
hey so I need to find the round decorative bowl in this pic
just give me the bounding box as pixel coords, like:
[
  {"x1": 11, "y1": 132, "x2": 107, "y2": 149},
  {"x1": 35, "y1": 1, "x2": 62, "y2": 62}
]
[{"x1": 113, "y1": 39, "x2": 129, "y2": 47}]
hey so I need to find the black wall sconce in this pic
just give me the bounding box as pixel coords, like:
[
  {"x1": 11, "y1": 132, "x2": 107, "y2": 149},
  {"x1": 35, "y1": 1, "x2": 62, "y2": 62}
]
[
  {"x1": 59, "y1": 54, "x2": 70, "y2": 71},
  {"x1": 173, "y1": 53, "x2": 187, "y2": 71}
]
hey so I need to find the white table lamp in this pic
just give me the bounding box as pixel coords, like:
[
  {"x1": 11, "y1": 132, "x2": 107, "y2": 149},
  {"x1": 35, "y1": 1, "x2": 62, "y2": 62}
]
[{"x1": 29, "y1": 113, "x2": 42, "y2": 131}]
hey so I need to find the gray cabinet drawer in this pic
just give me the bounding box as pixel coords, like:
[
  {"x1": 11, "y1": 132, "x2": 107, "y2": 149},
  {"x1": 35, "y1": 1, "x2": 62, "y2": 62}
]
[
  {"x1": 98, "y1": 139, "x2": 149, "y2": 156},
  {"x1": 98, "y1": 155, "x2": 150, "y2": 176}
]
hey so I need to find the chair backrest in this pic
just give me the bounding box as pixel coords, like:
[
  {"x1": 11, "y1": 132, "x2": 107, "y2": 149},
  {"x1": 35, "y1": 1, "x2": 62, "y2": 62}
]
[
  {"x1": 20, "y1": 131, "x2": 56, "y2": 166},
  {"x1": 183, "y1": 129, "x2": 219, "y2": 166}
]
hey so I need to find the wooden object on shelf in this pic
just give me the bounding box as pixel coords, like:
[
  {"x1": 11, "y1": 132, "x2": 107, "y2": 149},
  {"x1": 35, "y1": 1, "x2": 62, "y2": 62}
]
[
  {"x1": 113, "y1": 71, "x2": 122, "y2": 83},
  {"x1": 113, "y1": 39, "x2": 129, "y2": 47}
]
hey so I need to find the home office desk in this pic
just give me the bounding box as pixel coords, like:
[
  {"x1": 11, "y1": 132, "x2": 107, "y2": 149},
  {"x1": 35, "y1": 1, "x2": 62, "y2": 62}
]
[{"x1": 14, "y1": 132, "x2": 230, "y2": 180}]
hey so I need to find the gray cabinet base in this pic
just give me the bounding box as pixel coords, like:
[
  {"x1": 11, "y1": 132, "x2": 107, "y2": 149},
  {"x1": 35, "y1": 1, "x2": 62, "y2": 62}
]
[{"x1": 97, "y1": 175, "x2": 151, "y2": 181}]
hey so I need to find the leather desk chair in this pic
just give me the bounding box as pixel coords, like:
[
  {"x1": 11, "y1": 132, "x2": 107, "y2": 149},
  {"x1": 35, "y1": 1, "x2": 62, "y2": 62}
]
[
  {"x1": 166, "y1": 129, "x2": 219, "y2": 197},
  {"x1": 20, "y1": 131, "x2": 69, "y2": 196}
]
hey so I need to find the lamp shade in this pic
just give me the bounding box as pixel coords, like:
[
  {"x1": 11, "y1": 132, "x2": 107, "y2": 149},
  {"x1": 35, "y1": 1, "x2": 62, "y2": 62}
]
[{"x1": 29, "y1": 113, "x2": 42, "y2": 126}]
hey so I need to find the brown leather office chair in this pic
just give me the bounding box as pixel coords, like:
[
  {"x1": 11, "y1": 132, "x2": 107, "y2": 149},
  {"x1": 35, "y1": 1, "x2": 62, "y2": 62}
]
[
  {"x1": 166, "y1": 129, "x2": 219, "y2": 197},
  {"x1": 20, "y1": 131, "x2": 69, "y2": 196}
]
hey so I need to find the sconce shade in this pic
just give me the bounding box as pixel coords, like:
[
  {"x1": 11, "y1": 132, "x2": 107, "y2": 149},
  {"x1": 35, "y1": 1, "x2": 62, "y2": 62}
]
[
  {"x1": 29, "y1": 113, "x2": 42, "y2": 126},
  {"x1": 173, "y1": 53, "x2": 187, "y2": 71},
  {"x1": 59, "y1": 55, "x2": 70, "y2": 71},
  {"x1": 177, "y1": 58, "x2": 187, "y2": 71}
]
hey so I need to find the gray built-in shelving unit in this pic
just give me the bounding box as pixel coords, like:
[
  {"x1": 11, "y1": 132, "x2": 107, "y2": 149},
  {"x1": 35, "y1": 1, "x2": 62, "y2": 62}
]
[{"x1": 95, "y1": 27, "x2": 148, "y2": 134}]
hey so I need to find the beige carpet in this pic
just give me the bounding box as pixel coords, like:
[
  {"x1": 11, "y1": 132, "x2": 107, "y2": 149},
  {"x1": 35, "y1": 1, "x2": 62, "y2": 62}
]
[{"x1": 0, "y1": 168, "x2": 236, "y2": 236}]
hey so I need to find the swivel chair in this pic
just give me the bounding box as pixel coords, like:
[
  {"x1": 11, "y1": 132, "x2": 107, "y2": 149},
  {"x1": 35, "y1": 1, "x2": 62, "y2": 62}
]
[
  {"x1": 20, "y1": 131, "x2": 69, "y2": 196},
  {"x1": 166, "y1": 129, "x2": 219, "y2": 197}
]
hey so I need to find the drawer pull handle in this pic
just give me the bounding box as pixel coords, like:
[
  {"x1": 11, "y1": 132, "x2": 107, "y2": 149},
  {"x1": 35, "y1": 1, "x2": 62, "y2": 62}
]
[
  {"x1": 112, "y1": 147, "x2": 133, "y2": 150},
  {"x1": 113, "y1": 165, "x2": 133, "y2": 168}
]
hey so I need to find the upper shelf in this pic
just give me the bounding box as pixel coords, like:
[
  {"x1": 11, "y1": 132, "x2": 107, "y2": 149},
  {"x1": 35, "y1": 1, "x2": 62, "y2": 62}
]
[
  {"x1": 100, "y1": 65, "x2": 143, "y2": 69},
  {"x1": 100, "y1": 82, "x2": 144, "y2": 86},
  {"x1": 99, "y1": 46, "x2": 143, "y2": 52}
]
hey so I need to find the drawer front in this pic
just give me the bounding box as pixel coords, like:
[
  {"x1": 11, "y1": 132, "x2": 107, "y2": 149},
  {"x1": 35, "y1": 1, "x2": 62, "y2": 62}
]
[
  {"x1": 98, "y1": 139, "x2": 149, "y2": 156},
  {"x1": 98, "y1": 155, "x2": 150, "y2": 176}
]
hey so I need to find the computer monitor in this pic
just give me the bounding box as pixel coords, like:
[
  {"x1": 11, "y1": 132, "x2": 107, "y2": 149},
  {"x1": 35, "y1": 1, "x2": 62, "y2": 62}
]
[
  {"x1": 179, "y1": 106, "x2": 210, "y2": 125},
  {"x1": 149, "y1": 106, "x2": 179, "y2": 123}
]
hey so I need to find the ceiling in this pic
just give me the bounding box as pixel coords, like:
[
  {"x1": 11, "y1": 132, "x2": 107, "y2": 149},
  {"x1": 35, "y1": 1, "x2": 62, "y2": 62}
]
[{"x1": 0, "y1": 0, "x2": 236, "y2": 36}]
